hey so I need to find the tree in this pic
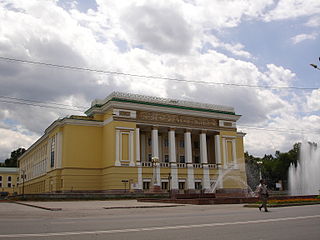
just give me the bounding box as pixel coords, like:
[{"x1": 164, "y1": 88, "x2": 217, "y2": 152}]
[
  {"x1": 260, "y1": 143, "x2": 300, "y2": 190},
  {"x1": 2, "y1": 148, "x2": 26, "y2": 167}
]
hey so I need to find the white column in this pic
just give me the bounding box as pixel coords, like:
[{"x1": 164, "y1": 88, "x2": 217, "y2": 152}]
[
  {"x1": 136, "y1": 128, "x2": 140, "y2": 162},
  {"x1": 152, "y1": 127, "x2": 160, "y2": 186},
  {"x1": 215, "y1": 134, "x2": 223, "y2": 188},
  {"x1": 214, "y1": 135, "x2": 221, "y2": 165},
  {"x1": 184, "y1": 131, "x2": 192, "y2": 164},
  {"x1": 152, "y1": 128, "x2": 159, "y2": 159},
  {"x1": 200, "y1": 132, "x2": 210, "y2": 190},
  {"x1": 185, "y1": 130, "x2": 195, "y2": 190},
  {"x1": 129, "y1": 131, "x2": 135, "y2": 166},
  {"x1": 115, "y1": 129, "x2": 121, "y2": 166},
  {"x1": 232, "y1": 139, "x2": 237, "y2": 168},
  {"x1": 136, "y1": 128, "x2": 142, "y2": 190},
  {"x1": 222, "y1": 138, "x2": 227, "y2": 168},
  {"x1": 169, "y1": 129, "x2": 178, "y2": 190},
  {"x1": 200, "y1": 132, "x2": 208, "y2": 164}
]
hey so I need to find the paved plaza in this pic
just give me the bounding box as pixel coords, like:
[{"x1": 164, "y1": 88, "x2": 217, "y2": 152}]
[{"x1": 0, "y1": 200, "x2": 319, "y2": 239}]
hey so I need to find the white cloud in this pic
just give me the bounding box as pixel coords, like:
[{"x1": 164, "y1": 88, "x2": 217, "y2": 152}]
[
  {"x1": 291, "y1": 32, "x2": 318, "y2": 44},
  {"x1": 0, "y1": 127, "x2": 39, "y2": 161},
  {"x1": 264, "y1": 0, "x2": 320, "y2": 21},
  {"x1": 306, "y1": 89, "x2": 320, "y2": 111},
  {"x1": 305, "y1": 15, "x2": 320, "y2": 27}
]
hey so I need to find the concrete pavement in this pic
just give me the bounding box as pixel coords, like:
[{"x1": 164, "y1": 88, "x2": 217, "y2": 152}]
[{"x1": 0, "y1": 200, "x2": 319, "y2": 239}]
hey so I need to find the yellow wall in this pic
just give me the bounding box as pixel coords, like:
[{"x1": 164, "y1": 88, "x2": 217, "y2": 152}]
[
  {"x1": 0, "y1": 170, "x2": 18, "y2": 195},
  {"x1": 62, "y1": 125, "x2": 102, "y2": 168}
]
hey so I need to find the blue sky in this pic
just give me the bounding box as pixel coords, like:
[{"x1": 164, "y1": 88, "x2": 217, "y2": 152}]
[{"x1": 0, "y1": 0, "x2": 319, "y2": 161}]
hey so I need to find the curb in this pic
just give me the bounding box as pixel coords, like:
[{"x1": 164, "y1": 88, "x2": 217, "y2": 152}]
[
  {"x1": 104, "y1": 204, "x2": 183, "y2": 209},
  {"x1": 11, "y1": 201, "x2": 62, "y2": 211}
]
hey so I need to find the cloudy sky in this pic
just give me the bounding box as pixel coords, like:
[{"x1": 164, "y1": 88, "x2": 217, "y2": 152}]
[{"x1": 0, "y1": 0, "x2": 319, "y2": 161}]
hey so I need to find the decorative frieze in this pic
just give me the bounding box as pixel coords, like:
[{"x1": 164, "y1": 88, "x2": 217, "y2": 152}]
[{"x1": 137, "y1": 111, "x2": 218, "y2": 129}]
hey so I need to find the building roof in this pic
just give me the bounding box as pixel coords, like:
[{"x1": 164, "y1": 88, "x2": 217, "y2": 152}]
[{"x1": 86, "y1": 92, "x2": 236, "y2": 116}]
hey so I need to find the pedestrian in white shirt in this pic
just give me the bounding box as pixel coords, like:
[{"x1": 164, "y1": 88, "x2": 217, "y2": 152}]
[{"x1": 256, "y1": 179, "x2": 269, "y2": 212}]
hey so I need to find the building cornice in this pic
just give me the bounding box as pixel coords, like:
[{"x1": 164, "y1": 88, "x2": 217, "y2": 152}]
[
  {"x1": 85, "y1": 92, "x2": 238, "y2": 117},
  {"x1": 87, "y1": 100, "x2": 241, "y2": 121}
]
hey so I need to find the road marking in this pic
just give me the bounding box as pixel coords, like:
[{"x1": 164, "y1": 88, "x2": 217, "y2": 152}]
[{"x1": 1, "y1": 215, "x2": 320, "y2": 238}]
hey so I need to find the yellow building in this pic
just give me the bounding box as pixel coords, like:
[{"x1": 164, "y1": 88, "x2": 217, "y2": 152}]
[
  {"x1": 18, "y1": 92, "x2": 247, "y2": 195},
  {"x1": 0, "y1": 167, "x2": 18, "y2": 196}
]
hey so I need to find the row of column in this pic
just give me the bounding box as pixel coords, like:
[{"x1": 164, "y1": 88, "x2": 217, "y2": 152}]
[{"x1": 136, "y1": 127, "x2": 223, "y2": 192}]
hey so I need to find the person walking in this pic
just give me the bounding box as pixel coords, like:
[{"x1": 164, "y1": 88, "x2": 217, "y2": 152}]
[{"x1": 256, "y1": 179, "x2": 269, "y2": 212}]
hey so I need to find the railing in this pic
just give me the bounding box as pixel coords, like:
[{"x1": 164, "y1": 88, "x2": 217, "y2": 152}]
[
  {"x1": 140, "y1": 162, "x2": 221, "y2": 169},
  {"x1": 193, "y1": 164, "x2": 202, "y2": 168},
  {"x1": 141, "y1": 162, "x2": 152, "y2": 167},
  {"x1": 208, "y1": 164, "x2": 218, "y2": 169},
  {"x1": 177, "y1": 163, "x2": 186, "y2": 168},
  {"x1": 160, "y1": 162, "x2": 170, "y2": 168}
]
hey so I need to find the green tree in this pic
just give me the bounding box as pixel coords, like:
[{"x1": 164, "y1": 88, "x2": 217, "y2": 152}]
[
  {"x1": 2, "y1": 148, "x2": 26, "y2": 167},
  {"x1": 260, "y1": 143, "x2": 300, "y2": 189}
]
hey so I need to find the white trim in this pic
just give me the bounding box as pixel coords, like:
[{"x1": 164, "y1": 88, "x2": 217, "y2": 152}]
[
  {"x1": 103, "y1": 117, "x2": 113, "y2": 125},
  {"x1": 116, "y1": 127, "x2": 135, "y2": 130},
  {"x1": 113, "y1": 109, "x2": 137, "y2": 119},
  {"x1": 115, "y1": 130, "x2": 121, "y2": 166},
  {"x1": 219, "y1": 120, "x2": 236, "y2": 128},
  {"x1": 221, "y1": 135, "x2": 236, "y2": 139}
]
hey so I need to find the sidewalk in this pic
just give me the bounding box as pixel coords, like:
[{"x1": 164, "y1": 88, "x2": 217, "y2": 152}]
[{"x1": 11, "y1": 200, "x2": 183, "y2": 211}]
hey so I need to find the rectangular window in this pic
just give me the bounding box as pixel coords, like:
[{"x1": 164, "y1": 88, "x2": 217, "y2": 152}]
[
  {"x1": 50, "y1": 137, "x2": 56, "y2": 168},
  {"x1": 7, "y1": 176, "x2": 11, "y2": 182},
  {"x1": 143, "y1": 182, "x2": 150, "y2": 190},
  {"x1": 194, "y1": 156, "x2": 200, "y2": 163},
  {"x1": 0, "y1": 176, "x2": 2, "y2": 181},
  {"x1": 179, "y1": 156, "x2": 185, "y2": 163},
  {"x1": 161, "y1": 182, "x2": 168, "y2": 190},
  {"x1": 178, "y1": 182, "x2": 185, "y2": 190},
  {"x1": 50, "y1": 151, "x2": 55, "y2": 168},
  {"x1": 179, "y1": 140, "x2": 184, "y2": 148},
  {"x1": 148, "y1": 154, "x2": 152, "y2": 162},
  {"x1": 194, "y1": 141, "x2": 199, "y2": 149},
  {"x1": 7, "y1": 183, "x2": 11, "y2": 188},
  {"x1": 195, "y1": 182, "x2": 202, "y2": 190},
  {"x1": 0, "y1": 183, "x2": 2, "y2": 187},
  {"x1": 148, "y1": 138, "x2": 151, "y2": 146},
  {"x1": 164, "y1": 155, "x2": 169, "y2": 163}
]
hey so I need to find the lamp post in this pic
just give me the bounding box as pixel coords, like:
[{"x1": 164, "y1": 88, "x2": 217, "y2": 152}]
[{"x1": 168, "y1": 173, "x2": 172, "y2": 198}]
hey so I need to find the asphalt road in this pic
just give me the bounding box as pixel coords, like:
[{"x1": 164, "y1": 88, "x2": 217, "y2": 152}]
[{"x1": 0, "y1": 201, "x2": 319, "y2": 240}]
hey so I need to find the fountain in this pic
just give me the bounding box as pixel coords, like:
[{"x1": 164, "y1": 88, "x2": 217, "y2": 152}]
[{"x1": 288, "y1": 142, "x2": 320, "y2": 195}]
